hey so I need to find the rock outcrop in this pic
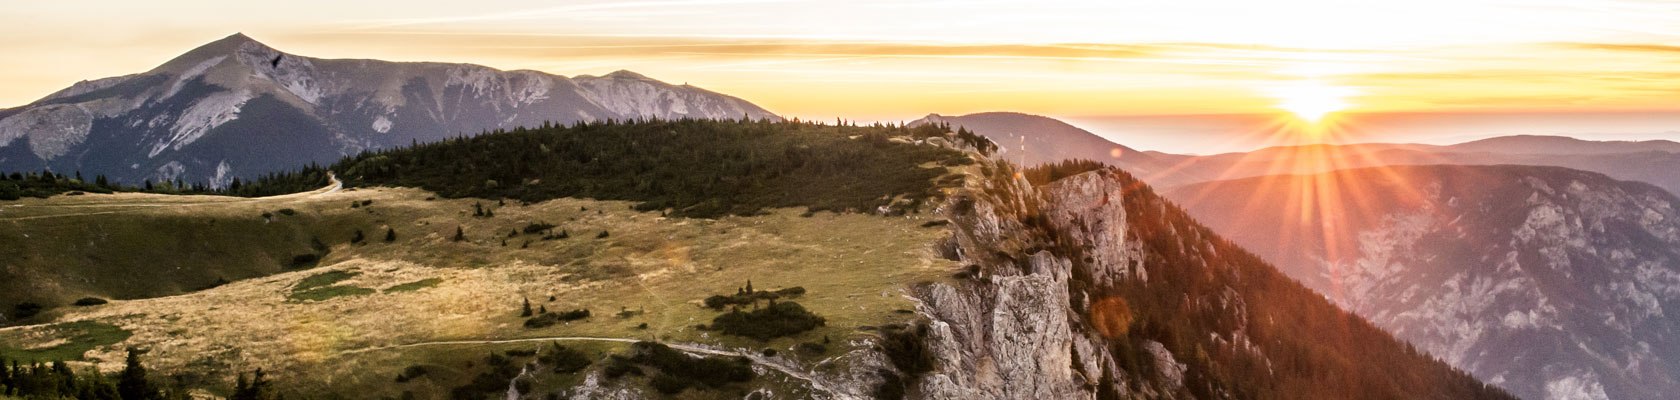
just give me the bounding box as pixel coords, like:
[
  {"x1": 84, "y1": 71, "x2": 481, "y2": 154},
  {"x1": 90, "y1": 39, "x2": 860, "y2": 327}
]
[{"x1": 868, "y1": 159, "x2": 1514, "y2": 399}]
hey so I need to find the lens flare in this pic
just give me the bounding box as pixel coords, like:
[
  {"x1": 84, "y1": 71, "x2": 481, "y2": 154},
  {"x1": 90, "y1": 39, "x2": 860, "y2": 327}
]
[{"x1": 1268, "y1": 80, "x2": 1355, "y2": 123}]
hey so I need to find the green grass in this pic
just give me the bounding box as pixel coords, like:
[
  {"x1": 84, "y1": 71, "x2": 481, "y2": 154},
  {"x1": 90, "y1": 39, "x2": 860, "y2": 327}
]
[
  {"x1": 289, "y1": 285, "x2": 376, "y2": 302},
  {"x1": 294, "y1": 271, "x2": 359, "y2": 291},
  {"x1": 0, "y1": 320, "x2": 131, "y2": 362},
  {"x1": 0, "y1": 190, "x2": 365, "y2": 313},
  {"x1": 384, "y1": 278, "x2": 443, "y2": 293}
]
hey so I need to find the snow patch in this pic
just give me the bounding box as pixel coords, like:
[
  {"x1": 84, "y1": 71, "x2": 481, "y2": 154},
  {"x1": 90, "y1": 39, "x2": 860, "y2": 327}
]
[
  {"x1": 209, "y1": 161, "x2": 234, "y2": 189},
  {"x1": 372, "y1": 115, "x2": 393, "y2": 133},
  {"x1": 156, "y1": 89, "x2": 252, "y2": 157},
  {"x1": 154, "y1": 161, "x2": 186, "y2": 182},
  {"x1": 446, "y1": 66, "x2": 502, "y2": 98},
  {"x1": 1545, "y1": 373, "x2": 1609, "y2": 400}
]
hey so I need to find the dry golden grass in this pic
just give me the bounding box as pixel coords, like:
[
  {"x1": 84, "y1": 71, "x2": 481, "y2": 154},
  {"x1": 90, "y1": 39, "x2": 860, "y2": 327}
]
[{"x1": 1, "y1": 182, "x2": 960, "y2": 397}]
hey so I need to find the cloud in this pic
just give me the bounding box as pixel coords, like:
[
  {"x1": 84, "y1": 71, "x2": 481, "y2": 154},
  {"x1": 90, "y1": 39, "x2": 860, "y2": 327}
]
[{"x1": 1554, "y1": 42, "x2": 1680, "y2": 54}]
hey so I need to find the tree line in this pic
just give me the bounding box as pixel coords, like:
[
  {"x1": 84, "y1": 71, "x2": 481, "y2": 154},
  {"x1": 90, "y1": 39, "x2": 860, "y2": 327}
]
[
  {"x1": 0, "y1": 348, "x2": 279, "y2": 400},
  {"x1": 0, "y1": 167, "x2": 330, "y2": 201},
  {"x1": 239, "y1": 118, "x2": 982, "y2": 218}
]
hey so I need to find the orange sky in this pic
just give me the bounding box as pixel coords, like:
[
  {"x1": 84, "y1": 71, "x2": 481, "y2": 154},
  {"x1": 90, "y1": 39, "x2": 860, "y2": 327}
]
[{"x1": 2, "y1": 1, "x2": 1676, "y2": 152}]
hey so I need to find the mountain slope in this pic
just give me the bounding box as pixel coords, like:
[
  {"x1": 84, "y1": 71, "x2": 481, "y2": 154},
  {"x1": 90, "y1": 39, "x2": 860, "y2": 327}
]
[
  {"x1": 897, "y1": 159, "x2": 1510, "y2": 399},
  {"x1": 1166, "y1": 165, "x2": 1680, "y2": 400},
  {"x1": 0, "y1": 33, "x2": 778, "y2": 187}
]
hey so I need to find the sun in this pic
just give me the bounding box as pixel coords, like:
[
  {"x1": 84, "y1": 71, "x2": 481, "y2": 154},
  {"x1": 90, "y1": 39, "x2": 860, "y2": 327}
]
[{"x1": 1268, "y1": 80, "x2": 1354, "y2": 123}]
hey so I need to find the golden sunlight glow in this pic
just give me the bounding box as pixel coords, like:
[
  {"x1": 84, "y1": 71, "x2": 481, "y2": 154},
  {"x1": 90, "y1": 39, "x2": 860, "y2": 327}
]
[
  {"x1": 2, "y1": 1, "x2": 1679, "y2": 153},
  {"x1": 1269, "y1": 81, "x2": 1354, "y2": 123}
]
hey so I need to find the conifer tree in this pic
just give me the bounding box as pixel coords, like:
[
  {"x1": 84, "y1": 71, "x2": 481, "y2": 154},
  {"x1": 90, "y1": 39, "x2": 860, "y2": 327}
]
[
  {"x1": 385, "y1": 228, "x2": 397, "y2": 243},
  {"x1": 521, "y1": 298, "x2": 534, "y2": 317},
  {"x1": 118, "y1": 348, "x2": 157, "y2": 400}
]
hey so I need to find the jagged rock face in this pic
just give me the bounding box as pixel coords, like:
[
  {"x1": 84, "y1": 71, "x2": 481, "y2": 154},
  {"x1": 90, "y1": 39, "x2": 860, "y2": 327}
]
[
  {"x1": 1167, "y1": 165, "x2": 1680, "y2": 400},
  {"x1": 896, "y1": 161, "x2": 1512, "y2": 400},
  {"x1": 909, "y1": 169, "x2": 1157, "y2": 399},
  {"x1": 0, "y1": 33, "x2": 778, "y2": 186}
]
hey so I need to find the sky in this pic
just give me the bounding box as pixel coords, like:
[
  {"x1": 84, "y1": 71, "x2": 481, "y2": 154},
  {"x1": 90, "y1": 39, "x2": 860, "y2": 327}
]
[{"x1": 1, "y1": 0, "x2": 1677, "y2": 153}]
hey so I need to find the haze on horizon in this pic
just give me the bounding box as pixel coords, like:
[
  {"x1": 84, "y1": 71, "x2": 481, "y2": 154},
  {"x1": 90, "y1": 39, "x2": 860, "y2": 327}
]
[{"x1": 2, "y1": 0, "x2": 1677, "y2": 153}]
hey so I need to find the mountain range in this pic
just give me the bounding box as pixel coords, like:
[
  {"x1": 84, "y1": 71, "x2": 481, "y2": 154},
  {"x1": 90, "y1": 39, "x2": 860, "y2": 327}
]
[
  {"x1": 1167, "y1": 165, "x2": 1680, "y2": 400},
  {"x1": 0, "y1": 33, "x2": 777, "y2": 187},
  {"x1": 923, "y1": 111, "x2": 1680, "y2": 399},
  {"x1": 918, "y1": 112, "x2": 1680, "y2": 197}
]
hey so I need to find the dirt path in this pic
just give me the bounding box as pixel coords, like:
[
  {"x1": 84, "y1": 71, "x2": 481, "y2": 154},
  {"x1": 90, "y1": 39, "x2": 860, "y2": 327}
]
[{"x1": 342, "y1": 335, "x2": 845, "y2": 398}]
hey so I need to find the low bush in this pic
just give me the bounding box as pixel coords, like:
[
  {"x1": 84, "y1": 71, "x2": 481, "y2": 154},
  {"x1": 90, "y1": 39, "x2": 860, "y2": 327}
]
[
  {"x1": 541, "y1": 342, "x2": 592, "y2": 374},
  {"x1": 711, "y1": 301, "x2": 826, "y2": 341},
  {"x1": 611, "y1": 342, "x2": 754, "y2": 395},
  {"x1": 796, "y1": 342, "x2": 828, "y2": 355},
  {"x1": 522, "y1": 222, "x2": 556, "y2": 234},
  {"x1": 288, "y1": 254, "x2": 321, "y2": 269},
  {"x1": 72, "y1": 297, "x2": 108, "y2": 306},
  {"x1": 703, "y1": 286, "x2": 807, "y2": 310},
  {"x1": 12, "y1": 302, "x2": 44, "y2": 319},
  {"x1": 394, "y1": 365, "x2": 428, "y2": 383},
  {"x1": 524, "y1": 309, "x2": 590, "y2": 328}
]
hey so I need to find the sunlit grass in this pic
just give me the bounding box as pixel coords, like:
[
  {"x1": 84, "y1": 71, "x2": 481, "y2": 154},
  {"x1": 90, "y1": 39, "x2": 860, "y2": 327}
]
[
  {"x1": 6, "y1": 179, "x2": 960, "y2": 397},
  {"x1": 0, "y1": 321, "x2": 131, "y2": 362}
]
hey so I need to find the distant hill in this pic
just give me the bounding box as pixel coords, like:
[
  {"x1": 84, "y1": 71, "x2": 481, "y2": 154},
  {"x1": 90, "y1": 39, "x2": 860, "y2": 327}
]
[
  {"x1": 908, "y1": 112, "x2": 1186, "y2": 183},
  {"x1": 1166, "y1": 164, "x2": 1680, "y2": 400},
  {"x1": 0, "y1": 33, "x2": 777, "y2": 187},
  {"x1": 1154, "y1": 141, "x2": 1680, "y2": 195},
  {"x1": 1446, "y1": 134, "x2": 1680, "y2": 155},
  {"x1": 905, "y1": 113, "x2": 1680, "y2": 197}
]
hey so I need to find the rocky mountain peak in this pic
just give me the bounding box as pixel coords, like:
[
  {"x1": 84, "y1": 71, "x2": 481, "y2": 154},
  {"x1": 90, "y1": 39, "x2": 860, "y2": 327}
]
[{"x1": 0, "y1": 35, "x2": 779, "y2": 188}]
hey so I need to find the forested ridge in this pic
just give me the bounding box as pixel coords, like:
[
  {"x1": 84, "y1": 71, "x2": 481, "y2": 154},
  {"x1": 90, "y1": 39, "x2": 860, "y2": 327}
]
[{"x1": 271, "y1": 118, "x2": 985, "y2": 217}]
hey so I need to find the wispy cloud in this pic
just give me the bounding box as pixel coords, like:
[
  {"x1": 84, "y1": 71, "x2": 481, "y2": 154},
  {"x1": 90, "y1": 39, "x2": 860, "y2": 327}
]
[
  {"x1": 347, "y1": 0, "x2": 795, "y2": 29},
  {"x1": 1556, "y1": 42, "x2": 1680, "y2": 54}
]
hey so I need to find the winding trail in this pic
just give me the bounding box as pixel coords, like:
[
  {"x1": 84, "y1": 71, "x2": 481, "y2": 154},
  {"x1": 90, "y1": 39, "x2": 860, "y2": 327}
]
[
  {"x1": 342, "y1": 335, "x2": 845, "y2": 399},
  {"x1": 0, "y1": 173, "x2": 340, "y2": 221}
]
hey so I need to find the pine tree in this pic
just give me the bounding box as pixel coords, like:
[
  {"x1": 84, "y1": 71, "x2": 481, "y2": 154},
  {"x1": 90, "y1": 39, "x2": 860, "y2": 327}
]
[
  {"x1": 229, "y1": 368, "x2": 270, "y2": 400},
  {"x1": 385, "y1": 228, "x2": 397, "y2": 243},
  {"x1": 117, "y1": 348, "x2": 157, "y2": 400},
  {"x1": 521, "y1": 298, "x2": 534, "y2": 317},
  {"x1": 453, "y1": 226, "x2": 465, "y2": 242}
]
